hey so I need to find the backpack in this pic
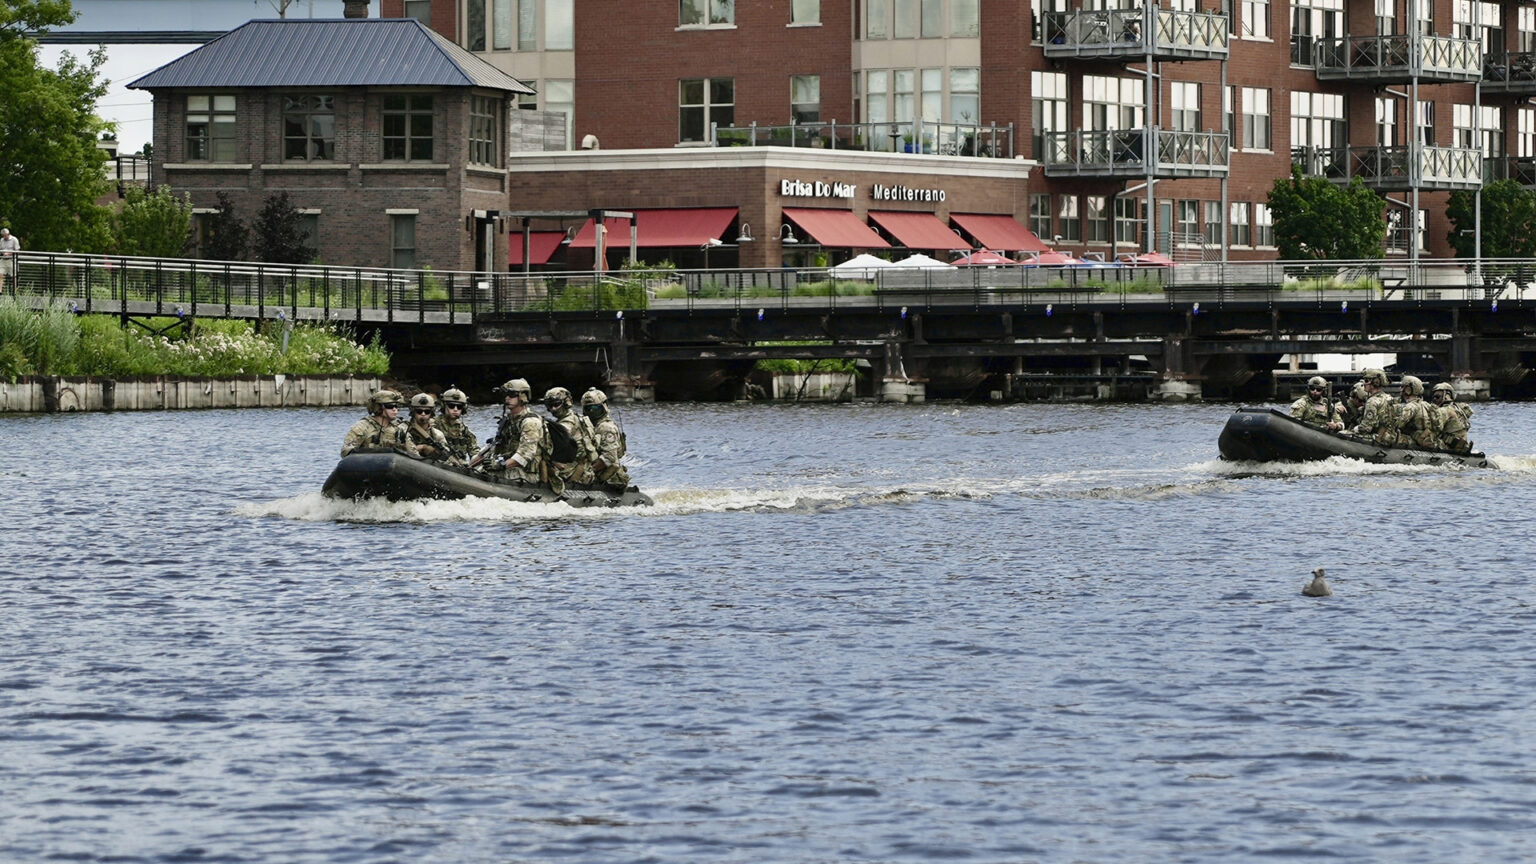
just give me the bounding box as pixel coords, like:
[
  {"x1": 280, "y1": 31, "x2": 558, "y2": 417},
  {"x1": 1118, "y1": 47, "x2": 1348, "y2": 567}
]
[{"x1": 544, "y1": 417, "x2": 579, "y2": 463}]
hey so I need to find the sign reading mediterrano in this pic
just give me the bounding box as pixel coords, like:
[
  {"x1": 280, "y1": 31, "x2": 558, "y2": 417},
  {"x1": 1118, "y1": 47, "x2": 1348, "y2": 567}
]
[{"x1": 780, "y1": 178, "x2": 948, "y2": 206}]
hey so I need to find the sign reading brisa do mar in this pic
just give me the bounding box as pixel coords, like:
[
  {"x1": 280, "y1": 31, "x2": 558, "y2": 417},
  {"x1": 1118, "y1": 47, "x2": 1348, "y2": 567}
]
[{"x1": 780, "y1": 179, "x2": 856, "y2": 199}]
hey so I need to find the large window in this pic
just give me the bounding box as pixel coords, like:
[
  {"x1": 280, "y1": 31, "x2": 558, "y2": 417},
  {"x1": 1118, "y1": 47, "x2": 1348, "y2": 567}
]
[
  {"x1": 1255, "y1": 203, "x2": 1274, "y2": 247},
  {"x1": 403, "y1": 0, "x2": 431, "y2": 22},
  {"x1": 1086, "y1": 196, "x2": 1108, "y2": 243},
  {"x1": 950, "y1": 67, "x2": 978, "y2": 126},
  {"x1": 1114, "y1": 197, "x2": 1140, "y2": 246},
  {"x1": 866, "y1": 0, "x2": 888, "y2": 38},
  {"x1": 1083, "y1": 75, "x2": 1142, "y2": 132},
  {"x1": 546, "y1": 0, "x2": 572, "y2": 49},
  {"x1": 1241, "y1": 0, "x2": 1270, "y2": 39},
  {"x1": 680, "y1": 78, "x2": 733, "y2": 142},
  {"x1": 1204, "y1": 201, "x2": 1222, "y2": 245},
  {"x1": 1520, "y1": 107, "x2": 1536, "y2": 158},
  {"x1": 1171, "y1": 82, "x2": 1201, "y2": 133},
  {"x1": 391, "y1": 213, "x2": 416, "y2": 270},
  {"x1": 1231, "y1": 202, "x2": 1251, "y2": 246},
  {"x1": 1454, "y1": 103, "x2": 1502, "y2": 157},
  {"x1": 894, "y1": 0, "x2": 917, "y2": 38},
  {"x1": 1375, "y1": 97, "x2": 1397, "y2": 146},
  {"x1": 1032, "y1": 71, "x2": 1067, "y2": 159},
  {"x1": 1030, "y1": 193, "x2": 1052, "y2": 238},
  {"x1": 283, "y1": 95, "x2": 334, "y2": 162},
  {"x1": 468, "y1": 0, "x2": 485, "y2": 50},
  {"x1": 1057, "y1": 195, "x2": 1080, "y2": 242},
  {"x1": 383, "y1": 94, "x2": 434, "y2": 161},
  {"x1": 518, "y1": 0, "x2": 536, "y2": 49},
  {"x1": 791, "y1": 0, "x2": 820, "y2": 25},
  {"x1": 1290, "y1": 0, "x2": 1342, "y2": 67},
  {"x1": 680, "y1": 0, "x2": 733, "y2": 27},
  {"x1": 469, "y1": 95, "x2": 501, "y2": 166},
  {"x1": 493, "y1": 0, "x2": 511, "y2": 49},
  {"x1": 1290, "y1": 90, "x2": 1344, "y2": 153},
  {"x1": 921, "y1": 0, "x2": 943, "y2": 37},
  {"x1": 1241, "y1": 87, "x2": 1271, "y2": 150},
  {"x1": 791, "y1": 75, "x2": 820, "y2": 124},
  {"x1": 950, "y1": 0, "x2": 978, "y2": 36},
  {"x1": 186, "y1": 94, "x2": 237, "y2": 162},
  {"x1": 544, "y1": 79, "x2": 574, "y2": 149}
]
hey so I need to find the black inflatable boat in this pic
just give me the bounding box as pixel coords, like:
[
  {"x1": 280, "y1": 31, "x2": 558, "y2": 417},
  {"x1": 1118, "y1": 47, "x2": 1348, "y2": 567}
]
[
  {"x1": 1218, "y1": 407, "x2": 1489, "y2": 467},
  {"x1": 322, "y1": 450, "x2": 655, "y2": 507}
]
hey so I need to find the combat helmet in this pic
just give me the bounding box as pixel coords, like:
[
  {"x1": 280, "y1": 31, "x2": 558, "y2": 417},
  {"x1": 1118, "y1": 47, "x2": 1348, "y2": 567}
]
[
  {"x1": 1361, "y1": 368, "x2": 1389, "y2": 388},
  {"x1": 1432, "y1": 382, "x2": 1454, "y2": 399},
  {"x1": 440, "y1": 387, "x2": 469, "y2": 412},
  {"x1": 1350, "y1": 382, "x2": 1369, "y2": 403},
  {"x1": 369, "y1": 388, "x2": 404, "y2": 412},
  {"x1": 494, "y1": 378, "x2": 532, "y2": 400},
  {"x1": 409, "y1": 392, "x2": 438, "y2": 414},
  {"x1": 581, "y1": 388, "x2": 609, "y2": 407},
  {"x1": 1400, "y1": 375, "x2": 1424, "y2": 396},
  {"x1": 542, "y1": 386, "x2": 573, "y2": 410},
  {"x1": 1306, "y1": 375, "x2": 1328, "y2": 390}
]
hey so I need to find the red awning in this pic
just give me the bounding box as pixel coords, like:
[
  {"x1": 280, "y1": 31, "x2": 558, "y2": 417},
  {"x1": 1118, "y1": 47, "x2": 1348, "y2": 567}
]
[
  {"x1": 950, "y1": 213, "x2": 1050, "y2": 253},
  {"x1": 781, "y1": 208, "x2": 890, "y2": 248},
  {"x1": 508, "y1": 231, "x2": 566, "y2": 265},
  {"x1": 569, "y1": 208, "x2": 738, "y2": 248},
  {"x1": 868, "y1": 211, "x2": 970, "y2": 251}
]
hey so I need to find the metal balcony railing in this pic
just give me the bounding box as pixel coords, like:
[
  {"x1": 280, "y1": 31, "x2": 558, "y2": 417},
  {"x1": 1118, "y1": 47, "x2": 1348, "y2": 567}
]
[
  {"x1": 1484, "y1": 50, "x2": 1536, "y2": 91},
  {"x1": 1043, "y1": 127, "x2": 1228, "y2": 178},
  {"x1": 713, "y1": 120, "x2": 1016, "y2": 159},
  {"x1": 1314, "y1": 33, "x2": 1481, "y2": 81},
  {"x1": 1041, "y1": 7, "x2": 1227, "y2": 59},
  {"x1": 1294, "y1": 145, "x2": 1480, "y2": 189}
]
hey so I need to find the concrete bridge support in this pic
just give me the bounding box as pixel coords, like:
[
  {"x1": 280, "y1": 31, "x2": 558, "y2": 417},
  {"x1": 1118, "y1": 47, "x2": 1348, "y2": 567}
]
[
  {"x1": 1153, "y1": 335, "x2": 1203, "y2": 402},
  {"x1": 603, "y1": 323, "x2": 655, "y2": 403},
  {"x1": 1448, "y1": 330, "x2": 1492, "y2": 402},
  {"x1": 877, "y1": 339, "x2": 924, "y2": 403}
]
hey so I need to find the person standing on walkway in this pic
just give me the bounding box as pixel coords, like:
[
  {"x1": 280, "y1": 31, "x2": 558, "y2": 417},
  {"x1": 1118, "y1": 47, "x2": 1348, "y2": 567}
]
[{"x1": 0, "y1": 228, "x2": 20, "y2": 293}]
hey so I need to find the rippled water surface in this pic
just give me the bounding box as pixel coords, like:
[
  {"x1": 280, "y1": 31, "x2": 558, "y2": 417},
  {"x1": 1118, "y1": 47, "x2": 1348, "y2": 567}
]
[{"x1": 5, "y1": 401, "x2": 1536, "y2": 863}]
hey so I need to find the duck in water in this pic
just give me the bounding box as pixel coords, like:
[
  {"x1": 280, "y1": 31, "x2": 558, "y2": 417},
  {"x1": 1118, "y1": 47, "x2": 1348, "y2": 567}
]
[{"x1": 1302, "y1": 567, "x2": 1332, "y2": 598}]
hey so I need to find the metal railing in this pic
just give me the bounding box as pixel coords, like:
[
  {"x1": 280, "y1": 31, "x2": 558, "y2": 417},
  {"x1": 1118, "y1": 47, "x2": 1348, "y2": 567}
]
[
  {"x1": 713, "y1": 119, "x2": 1015, "y2": 158},
  {"x1": 1041, "y1": 8, "x2": 1228, "y2": 54},
  {"x1": 8, "y1": 252, "x2": 1536, "y2": 317},
  {"x1": 1315, "y1": 34, "x2": 1481, "y2": 78},
  {"x1": 1043, "y1": 128, "x2": 1228, "y2": 173}
]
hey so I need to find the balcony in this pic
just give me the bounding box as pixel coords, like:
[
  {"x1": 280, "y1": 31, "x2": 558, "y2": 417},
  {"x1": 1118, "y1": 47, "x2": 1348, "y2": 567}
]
[
  {"x1": 713, "y1": 120, "x2": 1016, "y2": 159},
  {"x1": 1483, "y1": 51, "x2": 1536, "y2": 94},
  {"x1": 1484, "y1": 155, "x2": 1536, "y2": 186},
  {"x1": 1313, "y1": 34, "x2": 1482, "y2": 84},
  {"x1": 1292, "y1": 144, "x2": 1481, "y2": 191},
  {"x1": 1041, "y1": 7, "x2": 1228, "y2": 62},
  {"x1": 1042, "y1": 128, "x2": 1228, "y2": 179}
]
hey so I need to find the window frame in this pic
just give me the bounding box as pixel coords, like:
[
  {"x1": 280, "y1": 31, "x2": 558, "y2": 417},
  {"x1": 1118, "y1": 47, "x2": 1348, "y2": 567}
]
[
  {"x1": 679, "y1": 77, "x2": 735, "y2": 143},
  {"x1": 382, "y1": 93, "x2": 436, "y2": 162},
  {"x1": 282, "y1": 94, "x2": 335, "y2": 162},
  {"x1": 390, "y1": 213, "x2": 417, "y2": 270},
  {"x1": 469, "y1": 94, "x2": 502, "y2": 167},
  {"x1": 791, "y1": 75, "x2": 821, "y2": 124},
  {"x1": 680, "y1": 0, "x2": 735, "y2": 28},
  {"x1": 186, "y1": 94, "x2": 238, "y2": 163},
  {"x1": 1241, "y1": 87, "x2": 1271, "y2": 151},
  {"x1": 790, "y1": 0, "x2": 820, "y2": 25}
]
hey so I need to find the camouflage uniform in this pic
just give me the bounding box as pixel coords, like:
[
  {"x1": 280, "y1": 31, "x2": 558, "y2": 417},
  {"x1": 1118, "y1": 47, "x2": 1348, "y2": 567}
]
[
  {"x1": 341, "y1": 416, "x2": 415, "y2": 456},
  {"x1": 1338, "y1": 383, "x2": 1369, "y2": 428},
  {"x1": 550, "y1": 406, "x2": 599, "y2": 484},
  {"x1": 491, "y1": 411, "x2": 549, "y2": 483},
  {"x1": 1289, "y1": 393, "x2": 1340, "y2": 428},
  {"x1": 407, "y1": 418, "x2": 452, "y2": 461},
  {"x1": 590, "y1": 413, "x2": 631, "y2": 488},
  {"x1": 1395, "y1": 398, "x2": 1437, "y2": 449},
  {"x1": 434, "y1": 415, "x2": 479, "y2": 462},
  {"x1": 1353, "y1": 391, "x2": 1400, "y2": 446},
  {"x1": 1437, "y1": 401, "x2": 1474, "y2": 453}
]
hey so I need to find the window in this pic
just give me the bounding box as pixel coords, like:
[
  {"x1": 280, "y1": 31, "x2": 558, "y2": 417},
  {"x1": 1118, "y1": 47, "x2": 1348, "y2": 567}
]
[
  {"x1": 1176, "y1": 199, "x2": 1198, "y2": 243},
  {"x1": 383, "y1": 94, "x2": 434, "y2": 161},
  {"x1": 282, "y1": 95, "x2": 334, "y2": 161},
  {"x1": 391, "y1": 214, "x2": 416, "y2": 270},
  {"x1": 951, "y1": 0, "x2": 978, "y2": 36},
  {"x1": 403, "y1": 0, "x2": 431, "y2": 22},
  {"x1": 791, "y1": 0, "x2": 820, "y2": 24},
  {"x1": 866, "y1": 0, "x2": 888, "y2": 38},
  {"x1": 1225, "y1": 85, "x2": 1235, "y2": 145},
  {"x1": 1453, "y1": 1, "x2": 1498, "y2": 46},
  {"x1": 950, "y1": 67, "x2": 979, "y2": 126},
  {"x1": 1230, "y1": 203, "x2": 1251, "y2": 246},
  {"x1": 921, "y1": 0, "x2": 942, "y2": 36},
  {"x1": 1374, "y1": 0, "x2": 1394, "y2": 35},
  {"x1": 1241, "y1": 0, "x2": 1270, "y2": 38},
  {"x1": 546, "y1": 0, "x2": 573, "y2": 49},
  {"x1": 1290, "y1": 0, "x2": 1342, "y2": 67},
  {"x1": 1057, "y1": 195, "x2": 1080, "y2": 242},
  {"x1": 866, "y1": 71, "x2": 890, "y2": 145},
  {"x1": 1242, "y1": 87, "x2": 1271, "y2": 150},
  {"x1": 894, "y1": 69, "x2": 915, "y2": 134},
  {"x1": 792, "y1": 75, "x2": 820, "y2": 124},
  {"x1": 680, "y1": 0, "x2": 733, "y2": 27},
  {"x1": 1114, "y1": 196, "x2": 1140, "y2": 245},
  {"x1": 186, "y1": 95, "x2": 237, "y2": 162},
  {"x1": 1375, "y1": 97, "x2": 1396, "y2": 146},
  {"x1": 1204, "y1": 201, "x2": 1222, "y2": 245},
  {"x1": 1290, "y1": 90, "x2": 1344, "y2": 151},
  {"x1": 1030, "y1": 193, "x2": 1052, "y2": 238},
  {"x1": 468, "y1": 0, "x2": 485, "y2": 50},
  {"x1": 1171, "y1": 82, "x2": 1201, "y2": 133},
  {"x1": 1521, "y1": 7, "x2": 1536, "y2": 53},
  {"x1": 518, "y1": 0, "x2": 536, "y2": 49},
  {"x1": 921, "y1": 68, "x2": 942, "y2": 127},
  {"x1": 1415, "y1": 100, "x2": 1433, "y2": 146},
  {"x1": 680, "y1": 78, "x2": 733, "y2": 142},
  {"x1": 1454, "y1": 104, "x2": 1502, "y2": 157},
  {"x1": 1520, "y1": 107, "x2": 1536, "y2": 158},
  {"x1": 1254, "y1": 203, "x2": 1273, "y2": 247},
  {"x1": 1086, "y1": 196, "x2": 1109, "y2": 243},
  {"x1": 298, "y1": 212, "x2": 320, "y2": 252},
  {"x1": 1083, "y1": 75, "x2": 1143, "y2": 132},
  {"x1": 894, "y1": 0, "x2": 916, "y2": 38},
  {"x1": 493, "y1": 0, "x2": 511, "y2": 49},
  {"x1": 544, "y1": 79, "x2": 574, "y2": 149},
  {"x1": 469, "y1": 95, "x2": 501, "y2": 166}
]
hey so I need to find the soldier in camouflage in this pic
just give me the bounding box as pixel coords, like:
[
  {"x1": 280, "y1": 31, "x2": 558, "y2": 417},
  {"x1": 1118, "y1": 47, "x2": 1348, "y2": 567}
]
[
  {"x1": 341, "y1": 389, "x2": 418, "y2": 456},
  {"x1": 486, "y1": 378, "x2": 549, "y2": 484},
  {"x1": 1393, "y1": 375, "x2": 1437, "y2": 449},
  {"x1": 405, "y1": 393, "x2": 453, "y2": 461},
  {"x1": 1431, "y1": 382, "x2": 1474, "y2": 453},
  {"x1": 1338, "y1": 381, "x2": 1369, "y2": 428},
  {"x1": 543, "y1": 386, "x2": 598, "y2": 484},
  {"x1": 1290, "y1": 375, "x2": 1343, "y2": 430},
  {"x1": 582, "y1": 387, "x2": 631, "y2": 489},
  {"x1": 1349, "y1": 368, "x2": 1400, "y2": 446},
  {"x1": 433, "y1": 387, "x2": 478, "y2": 462}
]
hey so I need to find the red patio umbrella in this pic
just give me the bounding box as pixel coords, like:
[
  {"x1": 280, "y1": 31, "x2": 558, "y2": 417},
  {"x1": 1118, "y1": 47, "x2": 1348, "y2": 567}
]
[
  {"x1": 1018, "y1": 250, "x2": 1084, "y2": 267},
  {"x1": 1115, "y1": 251, "x2": 1178, "y2": 267},
  {"x1": 952, "y1": 249, "x2": 1020, "y2": 267}
]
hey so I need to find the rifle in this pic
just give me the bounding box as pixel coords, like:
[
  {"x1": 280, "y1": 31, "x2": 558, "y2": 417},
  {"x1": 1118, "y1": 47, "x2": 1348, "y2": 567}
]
[{"x1": 467, "y1": 403, "x2": 511, "y2": 468}]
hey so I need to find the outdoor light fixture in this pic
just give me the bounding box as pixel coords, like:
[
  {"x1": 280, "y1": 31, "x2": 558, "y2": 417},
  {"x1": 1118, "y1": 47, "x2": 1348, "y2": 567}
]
[
  {"x1": 779, "y1": 223, "x2": 799, "y2": 244},
  {"x1": 736, "y1": 222, "x2": 755, "y2": 242}
]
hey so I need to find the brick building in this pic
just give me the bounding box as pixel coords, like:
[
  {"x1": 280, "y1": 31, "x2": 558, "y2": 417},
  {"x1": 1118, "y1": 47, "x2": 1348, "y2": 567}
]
[
  {"x1": 130, "y1": 14, "x2": 535, "y2": 272},
  {"x1": 381, "y1": 0, "x2": 1530, "y2": 264}
]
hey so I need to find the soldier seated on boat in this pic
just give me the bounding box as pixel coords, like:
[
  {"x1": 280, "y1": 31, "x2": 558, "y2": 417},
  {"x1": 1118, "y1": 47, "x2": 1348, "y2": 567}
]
[
  {"x1": 483, "y1": 378, "x2": 550, "y2": 485},
  {"x1": 1290, "y1": 375, "x2": 1343, "y2": 431},
  {"x1": 1394, "y1": 375, "x2": 1437, "y2": 449},
  {"x1": 1431, "y1": 382, "x2": 1474, "y2": 453},
  {"x1": 1338, "y1": 381, "x2": 1369, "y2": 428},
  {"x1": 405, "y1": 393, "x2": 453, "y2": 462},
  {"x1": 434, "y1": 387, "x2": 478, "y2": 463},
  {"x1": 341, "y1": 389, "x2": 419, "y2": 457},
  {"x1": 582, "y1": 387, "x2": 631, "y2": 490},
  {"x1": 1347, "y1": 368, "x2": 1399, "y2": 446},
  {"x1": 543, "y1": 386, "x2": 598, "y2": 484}
]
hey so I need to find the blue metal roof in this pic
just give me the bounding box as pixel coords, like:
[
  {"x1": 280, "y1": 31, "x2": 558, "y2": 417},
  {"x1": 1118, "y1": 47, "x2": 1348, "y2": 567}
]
[{"x1": 128, "y1": 18, "x2": 535, "y2": 94}]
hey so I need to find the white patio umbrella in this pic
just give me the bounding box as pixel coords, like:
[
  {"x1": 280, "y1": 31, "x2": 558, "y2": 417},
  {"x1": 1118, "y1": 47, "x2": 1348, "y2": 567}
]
[
  {"x1": 891, "y1": 253, "x2": 953, "y2": 269},
  {"x1": 828, "y1": 253, "x2": 897, "y2": 279}
]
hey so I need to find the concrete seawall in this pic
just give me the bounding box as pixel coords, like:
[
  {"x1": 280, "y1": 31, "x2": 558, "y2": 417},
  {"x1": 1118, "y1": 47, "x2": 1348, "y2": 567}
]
[{"x1": 0, "y1": 375, "x2": 384, "y2": 413}]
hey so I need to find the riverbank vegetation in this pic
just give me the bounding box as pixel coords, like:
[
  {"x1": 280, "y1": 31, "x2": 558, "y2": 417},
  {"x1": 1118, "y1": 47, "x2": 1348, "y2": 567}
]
[{"x1": 0, "y1": 299, "x2": 389, "y2": 381}]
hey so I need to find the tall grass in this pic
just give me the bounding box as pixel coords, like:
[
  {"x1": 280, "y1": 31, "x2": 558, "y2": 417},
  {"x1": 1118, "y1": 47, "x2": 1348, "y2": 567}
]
[{"x1": 0, "y1": 299, "x2": 390, "y2": 381}]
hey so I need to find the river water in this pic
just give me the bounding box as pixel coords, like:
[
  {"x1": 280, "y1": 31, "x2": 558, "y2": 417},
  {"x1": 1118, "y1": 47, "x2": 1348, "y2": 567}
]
[{"x1": 4, "y1": 401, "x2": 1536, "y2": 863}]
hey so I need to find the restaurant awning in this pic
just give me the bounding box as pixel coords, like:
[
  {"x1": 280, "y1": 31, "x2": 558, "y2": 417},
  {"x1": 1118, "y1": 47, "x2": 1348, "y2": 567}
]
[
  {"x1": 569, "y1": 208, "x2": 738, "y2": 248},
  {"x1": 950, "y1": 213, "x2": 1050, "y2": 253},
  {"x1": 868, "y1": 211, "x2": 970, "y2": 251},
  {"x1": 781, "y1": 207, "x2": 890, "y2": 248},
  {"x1": 508, "y1": 231, "x2": 566, "y2": 265}
]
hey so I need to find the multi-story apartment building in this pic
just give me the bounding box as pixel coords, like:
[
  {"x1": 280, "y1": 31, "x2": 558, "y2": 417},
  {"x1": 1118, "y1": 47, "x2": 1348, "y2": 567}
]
[{"x1": 382, "y1": 0, "x2": 1529, "y2": 266}]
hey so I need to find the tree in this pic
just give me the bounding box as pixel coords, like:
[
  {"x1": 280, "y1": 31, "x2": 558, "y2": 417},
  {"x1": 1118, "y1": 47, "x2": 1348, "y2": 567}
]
[
  {"x1": 202, "y1": 192, "x2": 249, "y2": 261},
  {"x1": 1446, "y1": 179, "x2": 1536, "y2": 260},
  {"x1": 0, "y1": 1, "x2": 115, "y2": 252},
  {"x1": 113, "y1": 186, "x2": 193, "y2": 258},
  {"x1": 1266, "y1": 167, "x2": 1387, "y2": 260},
  {"x1": 252, "y1": 191, "x2": 316, "y2": 264}
]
